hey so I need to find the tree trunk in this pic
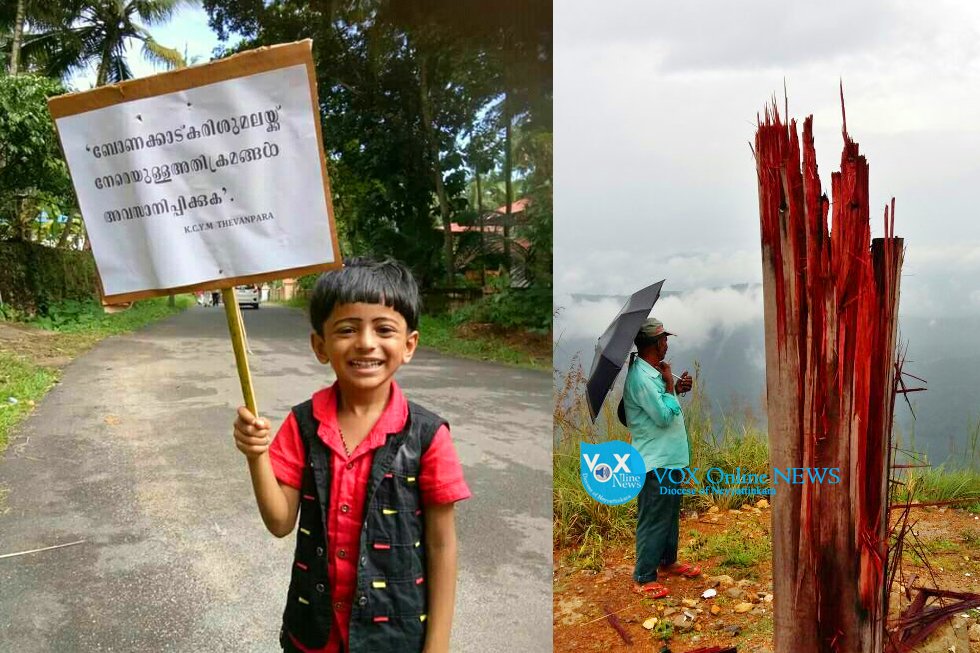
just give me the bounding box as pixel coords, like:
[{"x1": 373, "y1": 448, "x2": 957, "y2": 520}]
[
  {"x1": 8, "y1": 0, "x2": 25, "y2": 75},
  {"x1": 417, "y1": 51, "x2": 455, "y2": 286},
  {"x1": 476, "y1": 170, "x2": 485, "y2": 287},
  {"x1": 14, "y1": 196, "x2": 29, "y2": 241},
  {"x1": 96, "y1": 43, "x2": 112, "y2": 86},
  {"x1": 503, "y1": 90, "x2": 513, "y2": 280},
  {"x1": 56, "y1": 213, "x2": 74, "y2": 249},
  {"x1": 756, "y1": 106, "x2": 901, "y2": 653},
  {"x1": 96, "y1": 57, "x2": 108, "y2": 86}
]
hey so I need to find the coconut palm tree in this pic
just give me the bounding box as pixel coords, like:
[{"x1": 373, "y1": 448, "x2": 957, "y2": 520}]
[
  {"x1": 23, "y1": 0, "x2": 187, "y2": 86},
  {"x1": 1, "y1": 0, "x2": 71, "y2": 74}
]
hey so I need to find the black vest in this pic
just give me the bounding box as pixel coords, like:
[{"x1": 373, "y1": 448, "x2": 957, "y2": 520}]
[{"x1": 280, "y1": 398, "x2": 446, "y2": 653}]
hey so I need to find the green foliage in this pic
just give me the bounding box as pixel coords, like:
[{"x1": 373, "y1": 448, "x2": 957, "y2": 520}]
[
  {"x1": 514, "y1": 129, "x2": 552, "y2": 286},
  {"x1": 277, "y1": 294, "x2": 311, "y2": 310},
  {"x1": 297, "y1": 273, "x2": 319, "y2": 292},
  {"x1": 450, "y1": 283, "x2": 551, "y2": 331},
  {"x1": 554, "y1": 439, "x2": 636, "y2": 559},
  {"x1": 202, "y1": 1, "x2": 551, "y2": 289},
  {"x1": 650, "y1": 618, "x2": 673, "y2": 641},
  {"x1": 0, "y1": 74, "x2": 76, "y2": 241},
  {"x1": 922, "y1": 537, "x2": 957, "y2": 553},
  {"x1": 0, "y1": 351, "x2": 57, "y2": 452},
  {"x1": 25, "y1": 295, "x2": 192, "y2": 334},
  {"x1": 27, "y1": 298, "x2": 99, "y2": 330},
  {"x1": 0, "y1": 301, "x2": 26, "y2": 321},
  {"x1": 0, "y1": 241, "x2": 97, "y2": 314}
]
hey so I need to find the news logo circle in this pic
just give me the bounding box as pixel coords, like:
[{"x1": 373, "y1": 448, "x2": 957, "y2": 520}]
[{"x1": 579, "y1": 441, "x2": 646, "y2": 505}]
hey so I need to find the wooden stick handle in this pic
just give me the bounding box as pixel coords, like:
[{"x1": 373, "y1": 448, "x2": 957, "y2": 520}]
[{"x1": 221, "y1": 288, "x2": 257, "y2": 415}]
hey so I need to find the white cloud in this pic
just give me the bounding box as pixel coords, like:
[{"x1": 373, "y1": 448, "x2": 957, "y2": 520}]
[
  {"x1": 555, "y1": 286, "x2": 764, "y2": 349},
  {"x1": 555, "y1": 249, "x2": 762, "y2": 296},
  {"x1": 554, "y1": 295, "x2": 624, "y2": 341},
  {"x1": 906, "y1": 244, "x2": 980, "y2": 272},
  {"x1": 653, "y1": 287, "x2": 764, "y2": 349},
  {"x1": 555, "y1": 0, "x2": 980, "y2": 320}
]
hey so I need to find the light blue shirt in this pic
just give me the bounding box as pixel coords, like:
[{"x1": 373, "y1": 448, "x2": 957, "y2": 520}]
[{"x1": 624, "y1": 357, "x2": 690, "y2": 470}]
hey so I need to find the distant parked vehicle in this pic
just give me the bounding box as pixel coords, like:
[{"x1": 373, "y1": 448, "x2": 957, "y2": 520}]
[{"x1": 234, "y1": 284, "x2": 261, "y2": 309}]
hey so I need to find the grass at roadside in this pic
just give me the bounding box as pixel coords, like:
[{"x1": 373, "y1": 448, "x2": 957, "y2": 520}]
[
  {"x1": 275, "y1": 296, "x2": 310, "y2": 310},
  {"x1": 0, "y1": 353, "x2": 58, "y2": 452},
  {"x1": 26, "y1": 295, "x2": 194, "y2": 336},
  {"x1": 0, "y1": 295, "x2": 193, "y2": 452},
  {"x1": 419, "y1": 314, "x2": 548, "y2": 370}
]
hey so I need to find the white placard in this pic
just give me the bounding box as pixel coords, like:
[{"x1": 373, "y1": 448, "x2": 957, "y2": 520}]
[{"x1": 51, "y1": 44, "x2": 337, "y2": 300}]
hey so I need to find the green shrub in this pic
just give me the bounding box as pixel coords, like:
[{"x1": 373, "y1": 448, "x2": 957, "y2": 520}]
[
  {"x1": 0, "y1": 241, "x2": 97, "y2": 314},
  {"x1": 23, "y1": 296, "x2": 192, "y2": 334},
  {"x1": 451, "y1": 283, "x2": 551, "y2": 331}
]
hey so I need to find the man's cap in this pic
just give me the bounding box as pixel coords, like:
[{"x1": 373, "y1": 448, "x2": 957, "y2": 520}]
[{"x1": 638, "y1": 317, "x2": 674, "y2": 339}]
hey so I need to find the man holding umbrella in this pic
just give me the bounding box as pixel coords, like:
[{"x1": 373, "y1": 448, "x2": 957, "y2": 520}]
[{"x1": 625, "y1": 318, "x2": 700, "y2": 598}]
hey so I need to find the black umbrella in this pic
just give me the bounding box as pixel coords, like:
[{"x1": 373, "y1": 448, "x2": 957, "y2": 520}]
[{"x1": 585, "y1": 280, "x2": 664, "y2": 422}]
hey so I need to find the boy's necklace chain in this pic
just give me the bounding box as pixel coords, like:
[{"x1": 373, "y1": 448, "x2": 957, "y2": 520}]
[{"x1": 338, "y1": 427, "x2": 353, "y2": 457}]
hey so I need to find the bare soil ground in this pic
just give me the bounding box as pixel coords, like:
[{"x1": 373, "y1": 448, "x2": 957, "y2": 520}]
[
  {"x1": 554, "y1": 504, "x2": 980, "y2": 652},
  {"x1": 0, "y1": 321, "x2": 98, "y2": 368}
]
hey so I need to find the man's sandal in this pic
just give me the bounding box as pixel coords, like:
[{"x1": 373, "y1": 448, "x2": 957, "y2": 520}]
[
  {"x1": 659, "y1": 562, "x2": 702, "y2": 578},
  {"x1": 631, "y1": 581, "x2": 670, "y2": 599}
]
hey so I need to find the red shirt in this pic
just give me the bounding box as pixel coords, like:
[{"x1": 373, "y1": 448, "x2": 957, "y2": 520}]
[{"x1": 268, "y1": 381, "x2": 471, "y2": 653}]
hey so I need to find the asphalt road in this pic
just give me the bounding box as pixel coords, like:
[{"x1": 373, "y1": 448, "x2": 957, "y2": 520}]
[{"x1": 0, "y1": 304, "x2": 552, "y2": 652}]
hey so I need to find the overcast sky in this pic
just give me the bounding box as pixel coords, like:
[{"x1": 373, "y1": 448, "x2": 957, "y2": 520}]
[{"x1": 555, "y1": 0, "x2": 980, "y2": 330}]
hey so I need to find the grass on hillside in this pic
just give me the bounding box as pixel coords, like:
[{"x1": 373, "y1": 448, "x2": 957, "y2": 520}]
[
  {"x1": 554, "y1": 361, "x2": 772, "y2": 571},
  {"x1": 683, "y1": 528, "x2": 772, "y2": 574},
  {"x1": 0, "y1": 296, "x2": 192, "y2": 452},
  {"x1": 895, "y1": 466, "x2": 980, "y2": 512},
  {"x1": 554, "y1": 360, "x2": 980, "y2": 569}
]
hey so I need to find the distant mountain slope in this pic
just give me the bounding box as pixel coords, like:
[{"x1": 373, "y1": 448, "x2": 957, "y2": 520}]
[{"x1": 555, "y1": 304, "x2": 980, "y2": 467}]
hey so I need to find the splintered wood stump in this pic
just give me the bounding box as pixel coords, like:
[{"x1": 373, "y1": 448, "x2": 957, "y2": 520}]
[{"x1": 755, "y1": 101, "x2": 903, "y2": 653}]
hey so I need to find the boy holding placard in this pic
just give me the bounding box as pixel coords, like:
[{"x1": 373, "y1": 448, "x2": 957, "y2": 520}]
[{"x1": 232, "y1": 258, "x2": 470, "y2": 653}]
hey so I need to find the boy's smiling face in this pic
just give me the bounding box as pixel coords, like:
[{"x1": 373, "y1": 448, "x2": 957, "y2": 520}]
[{"x1": 311, "y1": 301, "x2": 418, "y2": 392}]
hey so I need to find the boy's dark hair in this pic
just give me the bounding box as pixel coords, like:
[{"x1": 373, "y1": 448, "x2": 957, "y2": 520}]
[{"x1": 309, "y1": 257, "x2": 421, "y2": 335}]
